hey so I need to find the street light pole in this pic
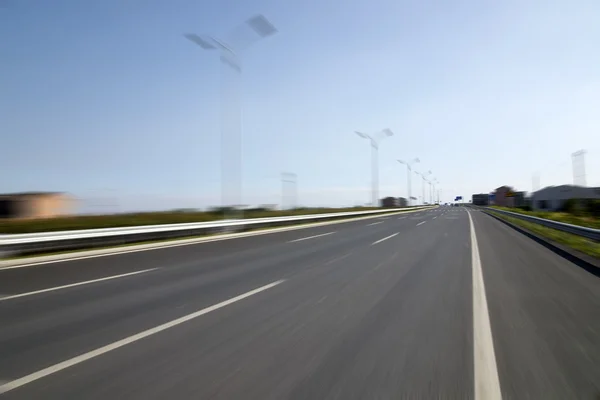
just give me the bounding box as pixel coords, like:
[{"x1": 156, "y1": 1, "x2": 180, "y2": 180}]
[
  {"x1": 281, "y1": 172, "x2": 297, "y2": 210},
  {"x1": 398, "y1": 158, "x2": 419, "y2": 207},
  {"x1": 416, "y1": 170, "x2": 431, "y2": 205},
  {"x1": 426, "y1": 178, "x2": 432, "y2": 205},
  {"x1": 426, "y1": 171, "x2": 432, "y2": 204},
  {"x1": 415, "y1": 171, "x2": 424, "y2": 205},
  {"x1": 184, "y1": 15, "x2": 278, "y2": 222},
  {"x1": 428, "y1": 178, "x2": 436, "y2": 204},
  {"x1": 355, "y1": 129, "x2": 394, "y2": 207}
]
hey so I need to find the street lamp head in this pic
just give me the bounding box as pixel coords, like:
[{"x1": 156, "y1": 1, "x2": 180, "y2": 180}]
[
  {"x1": 183, "y1": 33, "x2": 218, "y2": 50},
  {"x1": 355, "y1": 131, "x2": 370, "y2": 140},
  {"x1": 413, "y1": 158, "x2": 420, "y2": 164},
  {"x1": 381, "y1": 128, "x2": 394, "y2": 137},
  {"x1": 398, "y1": 159, "x2": 406, "y2": 165},
  {"x1": 246, "y1": 15, "x2": 278, "y2": 38}
]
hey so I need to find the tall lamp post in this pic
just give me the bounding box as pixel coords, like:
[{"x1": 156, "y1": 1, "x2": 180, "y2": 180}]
[
  {"x1": 428, "y1": 177, "x2": 437, "y2": 204},
  {"x1": 398, "y1": 158, "x2": 420, "y2": 206},
  {"x1": 281, "y1": 172, "x2": 297, "y2": 210},
  {"x1": 184, "y1": 15, "x2": 278, "y2": 221},
  {"x1": 432, "y1": 179, "x2": 439, "y2": 204},
  {"x1": 414, "y1": 171, "x2": 424, "y2": 205},
  {"x1": 425, "y1": 171, "x2": 432, "y2": 204},
  {"x1": 355, "y1": 128, "x2": 394, "y2": 207},
  {"x1": 415, "y1": 171, "x2": 431, "y2": 205},
  {"x1": 415, "y1": 170, "x2": 432, "y2": 205}
]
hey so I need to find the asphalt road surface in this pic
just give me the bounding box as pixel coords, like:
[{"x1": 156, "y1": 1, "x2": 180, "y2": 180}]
[{"x1": 1, "y1": 207, "x2": 599, "y2": 399}]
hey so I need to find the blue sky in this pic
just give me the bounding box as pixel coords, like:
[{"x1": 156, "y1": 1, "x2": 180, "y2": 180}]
[{"x1": 2, "y1": 0, "x2": 600, "y2": 212}]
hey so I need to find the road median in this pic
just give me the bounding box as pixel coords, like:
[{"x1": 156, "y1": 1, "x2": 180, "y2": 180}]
[{"x1": 1, "y1": 206, "x2": 433, "y2": 267}]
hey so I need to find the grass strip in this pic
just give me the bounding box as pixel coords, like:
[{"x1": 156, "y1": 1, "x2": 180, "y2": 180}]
[
  {"x1": 490, "y1": 206, "x2": 599, "y2": 229},
  {"x1": 0, "y1": 206, "x2": 414, "y2": 234},
  {"x1": 487, "y1": 210, "x2": 599, "y2": 259},
  {"x1": 1, "y1": 208, "x2": 411, "y2": 260}
]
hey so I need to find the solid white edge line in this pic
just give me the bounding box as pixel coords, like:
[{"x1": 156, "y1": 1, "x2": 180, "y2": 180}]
[
  {"x1": 371, "y1": 232, "x2": 398, "y2": 245},
  {"x1": 0, "y1": 268, "x2": 159, "y2": 302},
  {"x1": 0, "y1": 279, "x2": 285, "y2": 395},
  {"x1": 416, "y1": 221, "x2": 426, "y2": 226},
  {"x1": 468, "y1": 211, "x2": 502, "y2": 399},
  {"x1": 288, "y1": 231, "x2": 336, "y2": 243},
  {"x1": 367, "y1": 221, "x2": 384, "y2": 226}
]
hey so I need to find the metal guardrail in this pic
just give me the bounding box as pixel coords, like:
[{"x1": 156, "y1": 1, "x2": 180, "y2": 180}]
[
  {"x1": 0, "y1": 207, "x2": 432, "y2": 256},
  {"x1": 481, "y1": 207, "x2": 600, "y2": 242}
]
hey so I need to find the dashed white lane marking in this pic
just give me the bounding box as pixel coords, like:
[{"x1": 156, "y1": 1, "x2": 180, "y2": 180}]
[
  {"x1": 468, "y1": 211, "x2": 502, "y2": 400},
  {"x1": 416, "y1": 221, "x2": 426, "y2": 226},
  {"x1": 288, "y1": 232, "x2": 336, "y2": 243},
  {"x1": 367, "y1": 221, "x2": 383, "y2": 226},
  {"x1": 324, "y1": 252, "x2": 353, "y2": 265},
  {"x1": 0, "y1": 268, "x2": 158, "y2": 302},
  {"x1": 371, "y1": 233, "x2": 398, "y2": 245},
  {"x1": 433, "y1": 216, "x2": 437, "y2": 219},
  {"x1": 0, "y1": 280, "x2": 285, "y2": 395},
  {"x1": 397, "y1": 216, "x2": 406, "y2": 220}
]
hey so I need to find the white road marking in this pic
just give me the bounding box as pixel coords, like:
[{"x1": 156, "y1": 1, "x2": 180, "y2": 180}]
[
  {"x1": 397, "y1": 216, "x2": 406, "y2": 220},
  {"x1": 367, "y1": 221, "x2": 383, "y2": 226},
  {"x1": 288, "y1": 232, "x2": 336, "y2": 243},
  {"x1": 432, "y1": 216, "x2": 437, "y2": 219},
  {"x1": 324, "y1": 252, "x2": 352, "y2": 265},
  {"x1": 416, "y1": 221, "x2": 426, "y2": 226},
  {"x1": 0, "y1": 280, "x2": 285, "y2": 395},
  {"x1": 0, "y1": 268, "x2": 158, "y2": 302},
  {"x1": 468, "y1": 211, "x2": 502, "y2": 399},
  {"x1": 371, "y1": 232, "x2": 398, "y2": 245}
]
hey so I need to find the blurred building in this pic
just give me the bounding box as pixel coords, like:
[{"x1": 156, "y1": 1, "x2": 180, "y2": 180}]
[
  {"x1": 380, "y1": 197, "x2": 398, "y2": 207},
  {"x1": 0, "y1": 192, "x2": 73, "y2": 219},
  {"x1": 380, "y1": 197, "x2": 409, "y2": 208},
  {"x1": 513, "y1": 191, "x2": 526, "y2": 208},
  {"x1": 531, "y1": 185, "x2": 600, "y2": 211},
  {"x1": 472, "y1": 193, "x2": 489, "y2": 206},
  {"x1": 493, "y1": 186, "x2": 515, "y2": 207}
]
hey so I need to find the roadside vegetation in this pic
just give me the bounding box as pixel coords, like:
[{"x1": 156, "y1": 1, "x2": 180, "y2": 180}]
[
  {"x1": 0, "y1": 206, "x2": 409, "y2": 234},
  {"x1": 491, "y1": 199, "x2": 600, "y2": 229},
  {"x1": 487, "y1": 210, "x2": 599, "y2": 259}
]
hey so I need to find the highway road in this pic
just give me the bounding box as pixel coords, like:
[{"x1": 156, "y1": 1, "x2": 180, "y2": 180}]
[{"x1": 1, "y1": 207, "x2": 599, "y2": 399}]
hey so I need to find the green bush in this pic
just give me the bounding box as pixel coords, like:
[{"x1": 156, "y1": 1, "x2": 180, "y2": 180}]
[
  {"x1": 560, "y1": 198, "x2": 578, "y2": 214},
  {"x1": 584, "y1": 199, "x2": 600, "y2": 218},
  {"x1": 491, "y1": 205, "x2": 600, "y2": 229},
  {"x1": 560, "y1": 198, "x2": 600, "y2": 218}
]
